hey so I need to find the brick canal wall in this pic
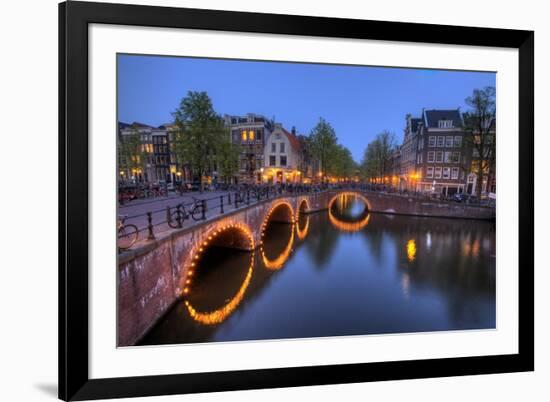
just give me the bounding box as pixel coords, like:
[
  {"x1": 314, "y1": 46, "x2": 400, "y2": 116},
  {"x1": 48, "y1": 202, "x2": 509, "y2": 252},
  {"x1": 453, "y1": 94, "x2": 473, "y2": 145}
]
[{"x1": 117, "y1": 190, "x2": 494, "y2": 346}]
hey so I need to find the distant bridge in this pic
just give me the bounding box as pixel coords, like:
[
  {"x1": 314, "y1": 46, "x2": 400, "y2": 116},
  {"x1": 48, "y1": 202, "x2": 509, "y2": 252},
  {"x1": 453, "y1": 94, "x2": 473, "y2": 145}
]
[{"x1": 118, "y1": 189, "x2": 494, "y2": 346}]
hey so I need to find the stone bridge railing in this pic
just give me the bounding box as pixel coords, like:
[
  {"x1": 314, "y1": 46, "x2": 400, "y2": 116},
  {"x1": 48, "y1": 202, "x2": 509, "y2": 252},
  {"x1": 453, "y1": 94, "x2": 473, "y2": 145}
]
[{"x1": 118, "y1": 189, "x2": 495, "y2": 346}]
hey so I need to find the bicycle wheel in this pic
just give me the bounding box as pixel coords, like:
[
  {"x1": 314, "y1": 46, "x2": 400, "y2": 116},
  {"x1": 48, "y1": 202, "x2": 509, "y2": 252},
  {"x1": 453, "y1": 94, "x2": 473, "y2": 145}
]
[
  {"x1": 168, "y1": 210, "x2": 184, "y2": 228},
  {"x1": 118, "y1": 224, "x2": 139, "y2": 250}
]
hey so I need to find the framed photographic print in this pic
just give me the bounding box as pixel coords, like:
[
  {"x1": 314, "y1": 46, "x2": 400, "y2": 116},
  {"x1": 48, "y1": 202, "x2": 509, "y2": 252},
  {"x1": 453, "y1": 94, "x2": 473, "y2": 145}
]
[{"x1": 59, "y1": 1, "x2": 534, "y2": 400}]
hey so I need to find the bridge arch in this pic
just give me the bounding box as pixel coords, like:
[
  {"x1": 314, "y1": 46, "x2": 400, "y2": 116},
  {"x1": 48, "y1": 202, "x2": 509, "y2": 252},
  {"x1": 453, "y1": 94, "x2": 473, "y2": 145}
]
[
  {"x1": 328, "y1": 192, "x2": 371, "y2": 232},
  {"x1": 261, "y1": 200, "x2": 295, "y2": 238},
  {"x1": 296, "y1": 197, "x2": 310, "y2": 221},
  {"x1": 180, "y1": 222, "x2": 255, "y2": 296}
]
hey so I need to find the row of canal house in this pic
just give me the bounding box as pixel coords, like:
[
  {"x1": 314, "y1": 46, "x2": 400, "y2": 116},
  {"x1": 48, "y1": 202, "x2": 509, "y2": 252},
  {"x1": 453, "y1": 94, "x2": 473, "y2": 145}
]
[
  {"x1": 118, "y1": 114, "x2": 313, "y2": 185},
  {"x1": 389, "y1": 109, "x2": 496, "y2": 197},
  {"x1": 224, "y1": 113, "x2": 314, "y2": 184}
]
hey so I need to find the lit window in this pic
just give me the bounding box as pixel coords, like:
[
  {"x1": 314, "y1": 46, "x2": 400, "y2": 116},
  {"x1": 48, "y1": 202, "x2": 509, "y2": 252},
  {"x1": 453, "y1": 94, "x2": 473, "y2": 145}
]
[{"x1": 249, "y1": 130, "x2": 254, "y2": 141}]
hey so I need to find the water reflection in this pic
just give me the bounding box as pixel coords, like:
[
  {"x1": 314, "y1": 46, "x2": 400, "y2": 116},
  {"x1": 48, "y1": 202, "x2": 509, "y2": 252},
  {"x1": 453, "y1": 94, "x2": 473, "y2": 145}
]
[
  {"x1": 139, "y1": 210, "x2": 495, "y2": 346},
  {"x1": 406, "y1": 239, "x2": 417, "y2": 262},
  {"x1": 328, "y1": 194, "x2": 371, "y2": 232},
  {"x1": 261, "y1": 222, "x2": 295, "y2": 270}
]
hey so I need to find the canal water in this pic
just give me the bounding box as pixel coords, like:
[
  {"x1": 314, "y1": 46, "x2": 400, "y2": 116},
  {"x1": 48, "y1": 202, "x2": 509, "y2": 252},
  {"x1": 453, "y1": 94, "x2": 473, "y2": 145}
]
[{"x1": 139, "y1": 194, "x2": 496, "y2": 346}]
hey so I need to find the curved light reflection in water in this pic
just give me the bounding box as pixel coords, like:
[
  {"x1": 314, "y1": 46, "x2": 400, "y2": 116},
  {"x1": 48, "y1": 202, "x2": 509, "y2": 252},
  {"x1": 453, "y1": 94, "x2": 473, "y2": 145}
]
[
  {"x1": 296, "y1": 215, "x2": 310, "y2": 240},
  {"x1": 261, "y1": 224, "x2": 295, "y2": 270},
  {"x1": 184, "y1": 252, "x2": 254, "y2": 325},
  {"x1": 328, "y1": 194, "x2": 370, "y2": 232}
]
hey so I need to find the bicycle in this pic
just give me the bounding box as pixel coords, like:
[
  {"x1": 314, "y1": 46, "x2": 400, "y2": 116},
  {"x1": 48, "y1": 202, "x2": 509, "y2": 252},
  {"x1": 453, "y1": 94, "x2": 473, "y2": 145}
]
[
  {"x1": 118, "y1": 215, "x2": 139, "y2": 250},
  {"x1": 167, "y1": 198, "x2": 206, "y2": 228}
]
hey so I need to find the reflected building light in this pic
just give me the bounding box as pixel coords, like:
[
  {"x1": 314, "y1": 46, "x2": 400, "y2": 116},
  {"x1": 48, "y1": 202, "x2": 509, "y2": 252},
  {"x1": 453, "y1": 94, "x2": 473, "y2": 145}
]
[
  {"x1": 471, "y1": 239, "x2": 480, "y2": 258},
  {"x1": 406, "y1": 239, "x2": 417, "y2": 262},
  {"x1": 401, "y1": 272, "x2": 410, "y2": 299},
  {"x1": 426, "y1": 232, "x2": 432, "y2": 250},
  {"x1": 184, "y1": 254, "x2": 254, "y2": 325}
]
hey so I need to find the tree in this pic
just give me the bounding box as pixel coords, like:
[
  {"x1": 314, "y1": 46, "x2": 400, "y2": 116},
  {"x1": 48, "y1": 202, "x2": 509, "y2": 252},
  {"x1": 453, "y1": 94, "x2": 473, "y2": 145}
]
[
  {"x1": 172, "y1": 91, "x2": 226, "y2": 191},
  {"x1": 360, "y1": 131, "x2": 396, "y2": 182},
  {"x1": 462, "y1": 86, "x2": 496, "y2": 198},
  {"x1": 309, "y1": 118, "x2": 338, "y2": 181},
  {"x1": 216, "y1": 136, "x2": 240, "y2": 184},
  {"x1": 333, "y1": 145, "x2": 357, "y2": 179},
  {"x1": 118, "y1": 128, "x2": 145, "y2": 182}
]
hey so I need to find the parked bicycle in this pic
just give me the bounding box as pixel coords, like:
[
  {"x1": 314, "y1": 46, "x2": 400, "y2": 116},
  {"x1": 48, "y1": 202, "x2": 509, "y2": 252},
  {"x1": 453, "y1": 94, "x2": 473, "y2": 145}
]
[
  {"x1": 167, "y1": 198, "x2": 206, "y2": 228},
  {"x1": 118, "y1": 215, "x2": 139, "y2": 250}
]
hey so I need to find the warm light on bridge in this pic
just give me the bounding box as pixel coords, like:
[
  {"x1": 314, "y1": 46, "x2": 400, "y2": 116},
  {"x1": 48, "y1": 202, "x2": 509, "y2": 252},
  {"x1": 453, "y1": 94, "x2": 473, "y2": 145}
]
[{"x1": 327, "y1": 193, "x2": 371, "y2": 233}]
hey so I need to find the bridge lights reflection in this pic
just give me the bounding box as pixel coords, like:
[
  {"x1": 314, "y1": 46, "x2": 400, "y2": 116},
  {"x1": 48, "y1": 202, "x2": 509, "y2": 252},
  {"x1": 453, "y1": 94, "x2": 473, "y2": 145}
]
[
  {"x1": 261, "y1": 224, "x2": 295, "y2": 270},
  {"x1": 296, "y1": 215, "x2": 310, "y2": 240},
  {"x1": 327, "y1": 193, "x2": 371, "y2": 233}
]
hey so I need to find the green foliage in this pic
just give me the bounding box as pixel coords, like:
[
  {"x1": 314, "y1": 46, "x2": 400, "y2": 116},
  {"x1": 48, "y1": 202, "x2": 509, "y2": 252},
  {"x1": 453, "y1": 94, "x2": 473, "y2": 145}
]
[
  {"x1": 118, "y1": 128, "x2": 145, "y2": 176},
  {"x1": 360, "y1": 130, "x2": 396, "y2": 180},
  {"x1": 216, "y1": 136, "x2": 240, "y2": 183},
  {"x1": 309, "y1": 118, "x2": 338, "y2": 179},
  {"x1": 332, "y1": 145, "x2": 357, "y2": 178},
  {"x1": 172, "y1": 91, "x2": 228, "y2": 189}
]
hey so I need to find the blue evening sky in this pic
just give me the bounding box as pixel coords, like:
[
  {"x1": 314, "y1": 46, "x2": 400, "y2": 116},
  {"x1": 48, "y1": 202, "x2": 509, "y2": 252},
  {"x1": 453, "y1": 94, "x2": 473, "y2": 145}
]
[{"x1": 118, "y1": 54, "x2": 495, "y2": 162}]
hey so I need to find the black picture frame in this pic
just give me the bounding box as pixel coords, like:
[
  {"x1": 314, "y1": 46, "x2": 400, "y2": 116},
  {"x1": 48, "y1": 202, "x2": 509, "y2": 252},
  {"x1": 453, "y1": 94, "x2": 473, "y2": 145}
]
[{"x1": 59, "y1": 1, "x2": 534, "y2": 400}]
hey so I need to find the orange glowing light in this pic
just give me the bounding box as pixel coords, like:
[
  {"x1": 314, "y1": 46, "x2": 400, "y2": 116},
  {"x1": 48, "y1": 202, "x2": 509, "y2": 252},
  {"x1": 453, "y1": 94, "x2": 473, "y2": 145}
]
[
  {"x1": 406, "y1": 239, "x2": 417, "y2": 262},
  {"x1": 295, "y1": 215, "x2": 310, "y2": 240}
]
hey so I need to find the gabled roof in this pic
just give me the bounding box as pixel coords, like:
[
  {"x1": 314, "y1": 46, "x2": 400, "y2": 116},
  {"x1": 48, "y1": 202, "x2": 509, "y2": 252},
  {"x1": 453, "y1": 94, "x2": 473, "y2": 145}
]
[
  {"x1": 282, "y1": 128, "x2": 301, "y2": 152},
  {"x1": 423, "y1": 109, "x2": 463, "y2": 128},
  {"x1": 130, "y1": 121, "x2": 152, "y2": 128},
  {"x1": 118, "y1": 122, "x2": 131, "y2": 130}
]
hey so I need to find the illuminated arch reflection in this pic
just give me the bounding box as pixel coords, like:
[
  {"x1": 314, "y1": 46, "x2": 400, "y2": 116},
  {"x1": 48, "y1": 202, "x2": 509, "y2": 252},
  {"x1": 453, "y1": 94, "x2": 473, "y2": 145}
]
[
  {"x1": 261, "y1": 224, "x2": 295, "y2": 270},
  {"x1": 296, "y1": 215, "x2": 310, "y2": 240},
  {"x1": 328, "y1": 193, "x2": 371, "y2": 232},
  {"x1": 182, "y1": 223, "x2": 255, "y2": 325}
]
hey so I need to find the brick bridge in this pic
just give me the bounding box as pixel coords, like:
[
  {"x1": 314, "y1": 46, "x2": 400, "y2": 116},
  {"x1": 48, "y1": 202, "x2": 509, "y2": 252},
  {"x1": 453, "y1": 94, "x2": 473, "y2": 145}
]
[{"x1": 118, "y1": 189, "x2": 495, "y2": 346}]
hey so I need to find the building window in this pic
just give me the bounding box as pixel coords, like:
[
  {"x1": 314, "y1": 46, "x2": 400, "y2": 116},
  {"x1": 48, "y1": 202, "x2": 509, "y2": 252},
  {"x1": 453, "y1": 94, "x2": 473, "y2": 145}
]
[
  {"x1": 426, "y1": 166, "x2": 434, "y2": 178},
  {"x1": 256, "y1": 130, "x2": 263, "y2": 141},
  {"x1": 434, "y1": 167, "x2": 442, "y2": 179},
  {"x1": 438, "y1": 120, "x2": 453, "y2": 129},
  {"x1": 241, "y1": 130, "x2": 247, "y2": 141},
  {"x1": 444, "y1": 151, "x2": 451, "y2": 163},
  {"x1": 445, "y1": 136, "x2": 454, "y2": 147},
  {"x1": 249, "y1": 130, "x2": 254, "y2": 141},
  {"x1": 271, "y1": 143, "x2": 276, "y2": 153},
  {"x1": 269, "y1": 155, "x2": 276, "y2": 166},
  {"x1": 437, "y1": 136, "x2": 445, "y2": 147},
  {"x1": 454, "y1": 136, "x2": 462, "y2": 147},
  {"x1": 452, "y1": 151, "x2": 461, "y2": 163},
  {"x1": 428, "y1": 136, "x2": 436, "y2": 147},
  {"x1": 436, "y1": 151, "x2": 443, "y2": 163},
  {"x1": 451, "y1": 167, "x2": 459, "y2": 179},
  {"x1": 280, "y1": 142, "x2": 285, "y2": 153},
  {"x1": 427, "y1": 151, "x2": 435, "y2": 162},
  {"x1": 442, "y1": 167, "x2": 451, "y2": 179},
  {"x1": 280, "y1": 155, "x2": 287, "y2": 166}
]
